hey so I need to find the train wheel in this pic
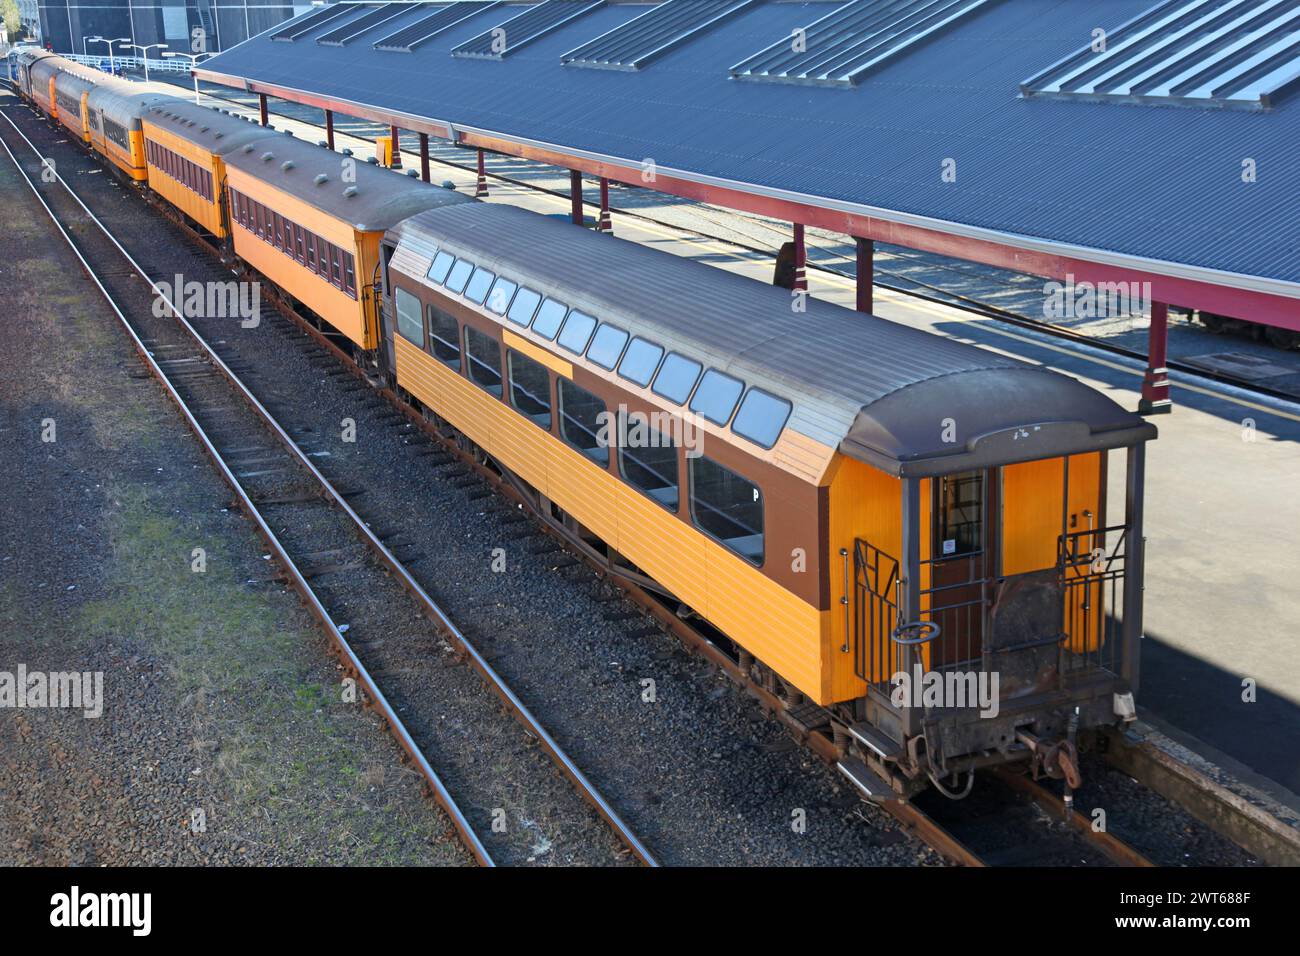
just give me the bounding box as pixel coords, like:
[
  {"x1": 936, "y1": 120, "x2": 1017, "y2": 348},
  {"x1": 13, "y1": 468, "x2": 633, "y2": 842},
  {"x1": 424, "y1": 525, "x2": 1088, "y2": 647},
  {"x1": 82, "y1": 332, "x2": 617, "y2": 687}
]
[{"x1": 1264, "y1": 326, "x2": 1300, "y2": 350}]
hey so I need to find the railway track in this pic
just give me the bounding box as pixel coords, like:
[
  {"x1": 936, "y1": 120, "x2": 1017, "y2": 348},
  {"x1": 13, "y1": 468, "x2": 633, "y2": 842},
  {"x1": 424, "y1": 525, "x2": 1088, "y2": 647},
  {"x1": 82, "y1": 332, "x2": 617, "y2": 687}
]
[
  {"x1": 0, "y1": 100, "x2": 657, "y2": 868},
  {"x1": 6, "y1": 85, "x2": 1284, "y2": 870},
  {"x1": 184, "y1": 81, "x2": 1300, "y2": 405}
]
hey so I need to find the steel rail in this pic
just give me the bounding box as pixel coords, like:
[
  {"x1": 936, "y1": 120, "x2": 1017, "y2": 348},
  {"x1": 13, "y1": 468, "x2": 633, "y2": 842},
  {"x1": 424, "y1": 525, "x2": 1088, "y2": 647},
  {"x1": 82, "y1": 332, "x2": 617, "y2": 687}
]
[
  {"x1": 0, "y1": 115, "x2": 495, "y2": 867},
  {"x1": 993, "y1": 768, "x2": 1155, "y2": 867},
  {"x1": 1, "y1": 97, "x2": 657, "y2": 869}
]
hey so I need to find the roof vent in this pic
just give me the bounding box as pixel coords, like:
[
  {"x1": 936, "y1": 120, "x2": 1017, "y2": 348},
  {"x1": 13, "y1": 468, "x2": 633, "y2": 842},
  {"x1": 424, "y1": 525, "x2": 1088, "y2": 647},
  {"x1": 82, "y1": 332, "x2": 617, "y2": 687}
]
[
  {"x1": 281, "y1": 160, "x2": 295, "y2": 171},
  {"x1": 214, "y1": 132, "x2": 224, "y2": 140},
  {"x1": 261, "y1": 151, "x2": 274, "y2": 162},
  {"x1": 366, "y1": 156, "x2": 378, "y2": 165},
  {"x1": 343, "y1": 186, "x2": 359, "y2": 198},
  {"x1": 317, "y1": 140, "x2": 328, "y2": 148},
  {"x1": 314, "y1": 173, "x2": 328, "y2": 185},
  {"x1": 341, "y1": 147, "x2": 353, "y2": 157},
  {"x1": 242, "y1": 144, "x2": 255, "y2": 153},
  {"x1": 283, "y1": 130, "x2": 294, "y2": 137},
  {"x1": 405, "y1": 168, "x2": 418, "y2": 178},
  {"x1": 199, "y1": 125, "x2": 208, "y2": 132}
]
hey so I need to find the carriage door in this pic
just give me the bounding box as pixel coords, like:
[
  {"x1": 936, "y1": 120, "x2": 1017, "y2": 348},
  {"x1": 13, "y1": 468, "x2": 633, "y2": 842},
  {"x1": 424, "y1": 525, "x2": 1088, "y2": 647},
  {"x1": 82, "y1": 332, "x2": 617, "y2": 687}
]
[{"x1": 927, "y1": 469, "x2": 995, "y2": 670}]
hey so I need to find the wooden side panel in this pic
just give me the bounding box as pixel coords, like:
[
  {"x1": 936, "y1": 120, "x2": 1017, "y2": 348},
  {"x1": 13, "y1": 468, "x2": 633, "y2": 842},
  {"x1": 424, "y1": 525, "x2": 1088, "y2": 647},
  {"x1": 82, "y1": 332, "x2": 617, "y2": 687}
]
[
  {"x1": 224, "y1": 167, "x2": 370, "y2": 348},
  {"x1": 142, "y1": 122, "x2": 226, "y2": 237},
  {"x1": 1001, "y1": 453, "x2": 1103, "y2": 652},
  {"x1": 101, "y1": 130, "x2": 148, "y2": 181},
  {"x1": 395, "y1": 337, "x2": 827, "y2": 701},
  {"x1": 825, "y1": 455, "x2": 902, "y2": 696}
]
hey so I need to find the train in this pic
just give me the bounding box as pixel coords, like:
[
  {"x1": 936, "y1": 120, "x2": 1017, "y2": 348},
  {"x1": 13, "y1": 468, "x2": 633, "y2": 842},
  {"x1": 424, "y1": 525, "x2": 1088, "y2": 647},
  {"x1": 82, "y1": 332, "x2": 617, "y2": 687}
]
[{"x1": 12, "y1": 50, "x2": 1159, "y2": 801}]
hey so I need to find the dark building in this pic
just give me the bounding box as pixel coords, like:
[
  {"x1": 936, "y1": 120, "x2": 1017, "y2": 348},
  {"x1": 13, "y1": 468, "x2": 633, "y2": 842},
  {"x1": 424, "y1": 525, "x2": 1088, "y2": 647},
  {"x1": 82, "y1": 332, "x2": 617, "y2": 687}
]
[{"x1": 37, "y1": 0, "x2": 331, "y2": 57}]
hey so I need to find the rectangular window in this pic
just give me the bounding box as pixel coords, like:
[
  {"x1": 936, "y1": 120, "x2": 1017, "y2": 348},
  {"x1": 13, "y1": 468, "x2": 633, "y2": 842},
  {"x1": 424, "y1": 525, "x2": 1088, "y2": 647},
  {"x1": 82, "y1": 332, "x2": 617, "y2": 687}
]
[
  {"x1": 689, "y1": 369, "x2": 744, "y2": 426},
  {"x1": 464, "y1": 266, "x2": 494, "y2": 304},
  {"x1": 294, "y1": 225, "x2": 306, "y2": 264},
  {"x1": 619, "y1": 410, "x2": 678, "y2": 511},
  {"x1": 690, "y1": 456, "x2": 763, "y2": 565},
  {"x1": 445, "y1": 258, "x2": 473, "y2": 294},
  {"x1": 731, "y1": 388, "x2": 792, "y2": 449},
  {"x1": 936, "y1": 470, "x2": 983, "y2": 558},
  {"x1": 343, "y1": 253, "x2": 356, "y2": 297},
  {"x1": 464, "y1": 325, "x2": 503, "y2": 398},
  {"x1": 558, "y1": 378, "x2": 609, "y2": 467},
  {"x1": 587, "y1": 324, "x2": 629, "y2": 370},
  {"x1": 508, "y1": 350, "x2": 552, "y2": 430},
  {"x1": 618, "y1": 337, "x2": 664, "y2": 387},
  {"x1": 318, "y1": 238, "x2": 330, "y2": 276},
  {"x1": 486, "y1": 278, "x2": 516, "y2": 316},
  {"x1": 306, "y1": 234, "x2": 318, "y2": 273},
  {"x1": 394, "y1": 287, "x2": 424, "y2": 346},
  {"x1": 652, "y1": 352, "x2": 703, "y2": 405},
  {"x1": 557, "y1": 310, "x2": 597, "y2": 355},
  {"x1": 506, "y1": 287, "x2": 540, "y2": 327},
  {"x1": 427, "y1": 250, "x2": 454, "y2": 284},
  {"x1": 426, "y1": 304, "x2": 461, "y2": 370},
  {"x1": 531, "y1": 298, "x2": 567, "y2": 340}
]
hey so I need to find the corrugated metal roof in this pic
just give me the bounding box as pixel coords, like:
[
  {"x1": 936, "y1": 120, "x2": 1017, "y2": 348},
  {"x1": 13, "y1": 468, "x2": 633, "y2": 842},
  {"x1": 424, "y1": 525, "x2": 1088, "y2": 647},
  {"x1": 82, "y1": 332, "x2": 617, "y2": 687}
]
[
  {"x1": 389, "y1": 200, "x2": 1154, "y2": 471},
  {"x1": 1021, "y1": 0, "x2": 1300, "y2": 109},
  {"x1": 562, "y1": 0, "x2": 757, "y2": 71},
  {"x1": 730, "y1": 0, "x2": 996, "y2": 87},
  {"x1": 451, "y1": 0, "x2": 605, "y2": 59},
  {"x1": 272, "y1": 3, "x2": 355, "y2": 41},
  {"x1": 143, "y1": 101, "x2": 279, "y2": 154},
  {"x1": 201, "y1": 0, "x2": 1300, "y2": 286},
  {"x1": 374, "y1": 2, "x2": 503, "y2": 52}
]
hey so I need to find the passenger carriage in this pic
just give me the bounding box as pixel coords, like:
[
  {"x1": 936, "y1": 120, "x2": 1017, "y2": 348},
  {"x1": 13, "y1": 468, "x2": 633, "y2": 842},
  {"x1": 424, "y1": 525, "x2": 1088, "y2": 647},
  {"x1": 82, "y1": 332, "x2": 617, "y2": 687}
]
[{"x1": 381, "y1": 202, "x2": 1157, "y2": 797}]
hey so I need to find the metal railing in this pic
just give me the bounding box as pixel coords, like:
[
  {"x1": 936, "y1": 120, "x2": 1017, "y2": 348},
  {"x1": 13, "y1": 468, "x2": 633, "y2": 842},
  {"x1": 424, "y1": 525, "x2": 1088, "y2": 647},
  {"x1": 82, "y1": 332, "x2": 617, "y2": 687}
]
[
  {"x1": 63, "y1": 52, "x2": 192, "y2": 74},
  {"x1": 1058, "y1": 523, "x2": 1128, "y2": 678}
]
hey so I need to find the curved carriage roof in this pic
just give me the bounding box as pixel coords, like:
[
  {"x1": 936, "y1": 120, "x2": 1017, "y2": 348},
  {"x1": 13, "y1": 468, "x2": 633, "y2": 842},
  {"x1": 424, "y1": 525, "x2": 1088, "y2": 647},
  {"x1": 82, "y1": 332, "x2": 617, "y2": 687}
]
[
  {"x1": 53, "y1": 70, "x2": 97, "y2": 98},
  {"x1": 143, "y1": 101, "x2": 279, "y2": 156},
  {"x1": 86, "y1": 79, "x2": 184, "y2": 128},
  {"x1": 223, "y1": 131, "x2": 473, "y2": 232},
  {"x1": 390, "y1": 202, "x2": 1154, "y2": 477}
]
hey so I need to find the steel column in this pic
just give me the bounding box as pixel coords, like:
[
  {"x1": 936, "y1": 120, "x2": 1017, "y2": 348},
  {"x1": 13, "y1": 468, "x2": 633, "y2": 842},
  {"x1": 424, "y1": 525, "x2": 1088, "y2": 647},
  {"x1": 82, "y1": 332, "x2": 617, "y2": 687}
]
[
  {"x1": 899, "y1": 477, "x2": 923, "y2": 736},
  {"x1": 475, "y1": 148, "x2": 488, "y2": 196},
  {"x1": 419, "y1": 132, "x2": 430, "y2": 183},
  {"x1": 855, "y1": 236, "x2": 874, "y2": 313},
  {"x1": 390, "y1": 125, "x2": 402, "y2": 168},
  {"x1": 1139, "y1": 300, "x2": 1172, "y2": 414},
  {"x1": 1122, "y1": 443, "x2": 1146, "y2": 695},
  {"x1": 258, "y1": 92, "x2": 267, "y2": 126},
  {"x1": 325, "y1": 109, "x2": 334, "y2": 150},
  {"x1": 793, "y1": 223, "x2": 808, "y2": 291},
  {"x1": 570, "y1": 170, "x2": 584, "y2": 226},
  {"x1": 598, "y1": 177, "x2": 612, "y2": 233}
]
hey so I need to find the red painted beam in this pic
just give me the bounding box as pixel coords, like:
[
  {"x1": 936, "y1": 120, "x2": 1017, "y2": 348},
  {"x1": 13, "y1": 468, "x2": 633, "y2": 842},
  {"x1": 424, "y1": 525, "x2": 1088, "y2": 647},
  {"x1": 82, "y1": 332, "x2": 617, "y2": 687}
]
[
  {"x1": 476, "y1": 148, "x2": 488, "y2": 197},
  {"x1": 325, "y1": 109, "x2": 334, "y2": 150},
  {"x1": 793, "y1": 223, "x2": 807, "y2": 292},
  {"x1": 390, "y1": 126, "x2": 402, "y2": 168},
  {"x1": 195, "y1": 74, "x2": 1299, "y2": 331},
  {"x1": 419, "y1": 132, "x2": 430, "y2": 183},
  {"x1": 258, "y1": 93, "x2": 267, "y2": 127}
]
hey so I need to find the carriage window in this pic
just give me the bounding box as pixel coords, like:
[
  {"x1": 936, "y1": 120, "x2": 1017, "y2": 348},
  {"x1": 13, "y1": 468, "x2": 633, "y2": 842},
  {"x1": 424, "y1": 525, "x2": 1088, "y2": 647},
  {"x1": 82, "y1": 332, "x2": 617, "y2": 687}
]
[
  {"x1": 558, "y1": 378, "x2": 608, "y2": 466},
  {"x1": 464, "y1": 266, "x2": 495, "y2": 305},
  {"x1": 464, "y1": 325, "x2": 502, "y2": 397},
  {"x1": 689, "y1": 370, "x2": 744, "y2": 425},
  {"x1": 507, "y1": 287, "x2": 540, "y2": 327},
  {"x1": 487, "y1": 278, "x2": 517, "y2": 316},
  {"x1": 690, "y1": 456, "x2": 763, "y2": 565},
  {"x1": 531, "y1": 298, "x2": 567, "y2": 340},
  {"x1": 618, "y1": 337, "x2": 664, "y2": 387},
  {"x1": 937, "y1": 471, "x2": 983, "y2": 558},
  {"x1": 557, "y1": 310, "x2": 597, "y2": 355},
  {"x1": 587, "y1": 324, "x2": 629, "y2": 371},
  {"x1": 444, "y1": 258, "x2": 474, "y2": 294},
  {"x1": 426, "y1": 305, "x2": 461, "y2": 371},
  {"x1": 732, "y1": 389, "x2": 793, "y2": 449},
  {"x1": 427, "y1": 250, "x2": 454, "y2": 284},
  {"x1": 393, "y1": 287, "x2": 424, "y2": 346},
  {"x1": 619, "y1": 411, "x2": 678, "y2": 511},
  {"x1": 508, "y1": 351, "x2": 551, "y2": 430},
  {"x1": 652, "y1": 353, "x2": 703, "y2": 405}
]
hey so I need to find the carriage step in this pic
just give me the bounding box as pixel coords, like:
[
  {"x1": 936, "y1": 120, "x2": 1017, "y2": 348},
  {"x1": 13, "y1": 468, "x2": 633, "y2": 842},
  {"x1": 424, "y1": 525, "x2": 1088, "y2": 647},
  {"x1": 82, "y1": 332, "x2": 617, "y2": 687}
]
[
  {"x1": 837, "y1": 757, "x2": 894, "y2": 803},
  {"x1": 849, "y1": 722, "x2": 903, "y2": 761}
]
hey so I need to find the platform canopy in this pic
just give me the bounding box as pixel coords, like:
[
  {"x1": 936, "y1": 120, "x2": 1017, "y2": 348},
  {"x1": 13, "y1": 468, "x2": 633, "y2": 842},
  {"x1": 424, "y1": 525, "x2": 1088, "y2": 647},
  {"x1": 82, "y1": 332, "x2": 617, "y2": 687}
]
[{"x1": 197, "y1": 0, "x2": 1300, "y2": 327}]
